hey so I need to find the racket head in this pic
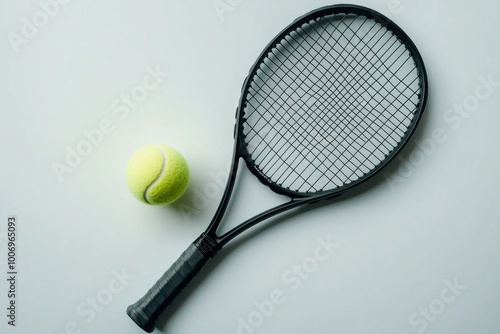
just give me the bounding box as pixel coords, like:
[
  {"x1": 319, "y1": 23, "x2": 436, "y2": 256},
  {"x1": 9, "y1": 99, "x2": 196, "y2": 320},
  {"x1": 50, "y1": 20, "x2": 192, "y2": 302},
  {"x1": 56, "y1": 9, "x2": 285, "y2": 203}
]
[{"x1": 235, "y1": 4, "x2": 428, "y2": 199}]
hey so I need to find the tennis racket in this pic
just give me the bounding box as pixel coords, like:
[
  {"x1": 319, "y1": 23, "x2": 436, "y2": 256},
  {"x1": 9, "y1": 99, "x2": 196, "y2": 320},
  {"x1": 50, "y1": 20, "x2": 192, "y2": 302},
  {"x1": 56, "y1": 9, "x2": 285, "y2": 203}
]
[{"x1": 127, "y1": 4, "x2": 428, "y2": 332}]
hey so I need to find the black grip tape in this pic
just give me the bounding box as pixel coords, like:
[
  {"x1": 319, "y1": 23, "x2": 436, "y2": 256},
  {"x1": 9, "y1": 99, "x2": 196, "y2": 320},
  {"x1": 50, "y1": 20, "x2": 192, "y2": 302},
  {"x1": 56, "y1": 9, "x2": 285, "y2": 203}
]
[{"x1": 127, "y1": 234, "x2": 219, "y2": 332}]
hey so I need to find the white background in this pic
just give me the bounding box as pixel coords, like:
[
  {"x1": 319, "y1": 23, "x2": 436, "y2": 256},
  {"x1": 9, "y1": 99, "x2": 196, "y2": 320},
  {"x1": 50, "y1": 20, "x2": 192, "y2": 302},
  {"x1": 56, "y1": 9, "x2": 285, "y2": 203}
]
[{"x1": 1, "y1": 0, "x2": 500, "y2": 333}]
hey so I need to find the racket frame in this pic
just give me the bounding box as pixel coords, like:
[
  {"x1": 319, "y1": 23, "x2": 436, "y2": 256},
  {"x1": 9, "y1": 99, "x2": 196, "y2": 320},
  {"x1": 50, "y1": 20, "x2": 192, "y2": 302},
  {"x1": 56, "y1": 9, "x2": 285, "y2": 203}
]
[{"x1": 207, "y1": 4, "x2": 428, "y2": 247}]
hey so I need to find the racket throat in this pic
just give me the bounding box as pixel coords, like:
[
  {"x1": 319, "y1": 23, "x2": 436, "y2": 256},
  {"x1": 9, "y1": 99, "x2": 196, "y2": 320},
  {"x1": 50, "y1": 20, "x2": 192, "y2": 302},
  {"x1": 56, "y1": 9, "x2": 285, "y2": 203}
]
[{"x1": 194, "y1": 233, "x2": 221, "y2": 258}]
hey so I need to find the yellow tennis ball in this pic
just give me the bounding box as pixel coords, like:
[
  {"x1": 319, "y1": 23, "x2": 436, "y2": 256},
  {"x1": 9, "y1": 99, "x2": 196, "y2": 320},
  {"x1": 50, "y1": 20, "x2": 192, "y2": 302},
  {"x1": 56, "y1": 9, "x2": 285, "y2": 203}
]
[{"x1": 126, "y1": 145, "x2": 189, "y2": 205}]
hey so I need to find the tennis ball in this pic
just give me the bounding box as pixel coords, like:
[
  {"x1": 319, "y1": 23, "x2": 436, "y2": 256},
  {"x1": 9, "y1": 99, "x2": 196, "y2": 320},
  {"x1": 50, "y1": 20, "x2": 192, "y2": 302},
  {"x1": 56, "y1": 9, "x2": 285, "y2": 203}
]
[{"x1": 126, "y1": 145, "x2": 189, "y2": 205}]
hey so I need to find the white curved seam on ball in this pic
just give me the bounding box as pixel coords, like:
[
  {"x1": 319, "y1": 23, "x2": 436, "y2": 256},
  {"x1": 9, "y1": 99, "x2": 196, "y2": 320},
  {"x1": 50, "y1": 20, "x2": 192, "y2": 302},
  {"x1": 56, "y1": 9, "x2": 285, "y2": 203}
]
[{"x1": 144, "y1": 146, "x2": 167, "y2": 203}]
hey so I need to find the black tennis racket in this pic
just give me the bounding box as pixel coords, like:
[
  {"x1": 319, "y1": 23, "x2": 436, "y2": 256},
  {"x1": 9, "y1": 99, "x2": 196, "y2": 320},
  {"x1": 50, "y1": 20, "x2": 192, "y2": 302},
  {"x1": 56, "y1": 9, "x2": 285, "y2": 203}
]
[{"x1": 127, "y1": 4, "x2": 428, "y2": 332}]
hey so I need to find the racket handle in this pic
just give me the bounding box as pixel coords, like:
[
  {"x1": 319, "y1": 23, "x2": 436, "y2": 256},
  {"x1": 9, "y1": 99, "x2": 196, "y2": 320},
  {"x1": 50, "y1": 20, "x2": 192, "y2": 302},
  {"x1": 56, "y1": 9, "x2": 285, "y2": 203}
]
[{"x1": 127, "y1": 233, "x2": 219, "y2": 332}]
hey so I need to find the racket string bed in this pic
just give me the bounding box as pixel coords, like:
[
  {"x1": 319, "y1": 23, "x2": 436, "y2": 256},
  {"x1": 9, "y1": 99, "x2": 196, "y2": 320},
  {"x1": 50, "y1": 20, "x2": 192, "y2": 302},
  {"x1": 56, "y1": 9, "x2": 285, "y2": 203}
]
[{"x1": 243, "y1": 13, "x2": 422, "y2": 194}]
